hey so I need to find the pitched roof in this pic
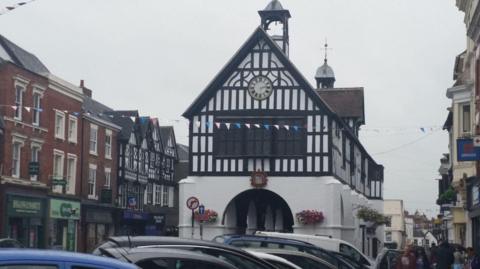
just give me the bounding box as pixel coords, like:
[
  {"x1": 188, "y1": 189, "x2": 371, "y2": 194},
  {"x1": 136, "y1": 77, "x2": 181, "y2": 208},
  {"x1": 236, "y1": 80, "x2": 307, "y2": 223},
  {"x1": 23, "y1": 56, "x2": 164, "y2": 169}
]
[
  {"x1": 106, "y1": 111, "x2": 139, "y2": 141},
  {"x1": 264, "y1": 0, "x2": 285, "y2": 11},
  {"x1": 182, "y1": 27, "x2": 333, "y2": 119},
  {"x1": 316, "y1": 88, "x2": 365, "y2": 124},
  {"x1": 0, "y1": 35, "x2": 49, "y2": 75},
  {"x1": 83, "y1": 96, "x2": 115, "y2": 123},
  {"x1": 176, "y1": 143, "x2": 189, "y2": 161}
]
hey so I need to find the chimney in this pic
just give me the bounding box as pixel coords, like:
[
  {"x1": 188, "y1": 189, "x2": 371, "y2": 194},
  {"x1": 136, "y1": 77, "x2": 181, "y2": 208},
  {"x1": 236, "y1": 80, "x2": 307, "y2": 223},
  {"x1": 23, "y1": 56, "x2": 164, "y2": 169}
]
[{"x1": 79, "y1": 79, "x2": 92, "y2": 97}]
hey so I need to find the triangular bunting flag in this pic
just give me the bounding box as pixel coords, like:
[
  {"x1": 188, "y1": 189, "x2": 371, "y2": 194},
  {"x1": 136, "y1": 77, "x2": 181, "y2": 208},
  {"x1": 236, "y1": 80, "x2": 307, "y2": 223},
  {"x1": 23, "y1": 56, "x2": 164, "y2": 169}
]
[
  {"x1": 205, "y1": 122, "x2": 210, "y2": 128},
  {"x1": 273, "y1": 125, "x2": 280, "y2": 130},
  {"x1": 293, "y1": 126, "x2": 299, "y2": 131},
  {"x1": 254, "y1": 124, "x2": 261, "y2": 128},
  {"x1": 284, "y1": 125, "x2": 289, "y2": 130},
  {"x1": 420, "y1": 127, "x2": 425, "y2": 133},
  {"x1": 264, "y1": 124, "x2": 270, "y2": 130},
  {"x1": 245, "y1": 123, "x2": 251, "y2": 128},
  {"x1": 73, "y1": 112, "x2": 80, "y2": 116},
  {"x1": 195, "y1": 121, "x2": 201, "y2": 128},
  {"x1": 24, "y1": 107, "x2": 30, "y2": 112},
  {"x1": 225, "y1": 123, "x2": 231, "y2": 129},
  {"x1": 11, "y1": 105, "x2": 17, "y2": 110},
  {"x1": 235, "y1": 123, "x2": 241, "y2": 129},
  {"x1": 215, "y1": 122, "x2": 221, "y2": 128},
  {"x1": 130, "y1": 116, "x2": 136, "y2": 122}
]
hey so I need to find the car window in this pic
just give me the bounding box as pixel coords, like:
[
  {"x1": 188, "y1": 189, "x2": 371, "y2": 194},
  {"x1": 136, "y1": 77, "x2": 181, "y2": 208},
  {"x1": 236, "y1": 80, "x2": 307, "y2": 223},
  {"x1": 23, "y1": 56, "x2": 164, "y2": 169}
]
[
  {"x1": 0, "y1": 265, "x2": 58, "y2": 269},
  {"x1": 339, "y1": 244, "x2": 363, "y2": 263},
  {"x1": 230, "y1": 240, "x2": 262, "y2": 248},
  {"x1": 190, "y1": 248, "x2": 269, "y2": 269},
  {"x1": 174, "y1": 260, "x2": 232, "y2": 269},
  {"x1": 275, "y1": 254, "x2": 331, "y2": 269},
  {"x1": 92, "y1": 241, "x2": 118, "y2": 255},
  {"x1": 265, "y1": 260, "x2": 296, "y2": 269}
]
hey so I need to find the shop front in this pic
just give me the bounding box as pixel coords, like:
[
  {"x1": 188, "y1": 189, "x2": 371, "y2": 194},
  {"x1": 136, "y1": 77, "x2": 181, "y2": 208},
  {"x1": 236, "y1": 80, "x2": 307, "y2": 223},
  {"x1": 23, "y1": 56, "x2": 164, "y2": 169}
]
[
  {"x1": 467, "y1": 177, "x2": 480, "y2": 250},
  {"x1": 4, "y1": 194, "x2": 46, "y2": 248},
  {"x1": 48, "y1": 198, "x2": 80, "y2": 251},
  {"x1": 83, "y1": 206, "x2": 115, "y2": 252},
  {"x1": 116, "y1": 210, "x2": 150, "y2": 236}
]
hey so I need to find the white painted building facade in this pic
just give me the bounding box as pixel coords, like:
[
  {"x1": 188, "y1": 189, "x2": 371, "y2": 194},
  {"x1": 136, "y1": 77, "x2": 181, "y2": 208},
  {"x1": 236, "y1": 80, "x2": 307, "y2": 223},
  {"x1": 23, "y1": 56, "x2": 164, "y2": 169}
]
[{"x1": 179, "y1": 0, "x2": 385, "y2": 257}]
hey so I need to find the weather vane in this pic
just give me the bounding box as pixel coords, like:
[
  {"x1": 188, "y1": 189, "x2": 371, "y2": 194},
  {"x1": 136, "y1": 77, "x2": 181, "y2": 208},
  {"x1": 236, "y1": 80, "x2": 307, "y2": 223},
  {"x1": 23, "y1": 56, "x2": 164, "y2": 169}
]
[{"x1": 320, "y1": 38, "x2": 333, "y2": 63}]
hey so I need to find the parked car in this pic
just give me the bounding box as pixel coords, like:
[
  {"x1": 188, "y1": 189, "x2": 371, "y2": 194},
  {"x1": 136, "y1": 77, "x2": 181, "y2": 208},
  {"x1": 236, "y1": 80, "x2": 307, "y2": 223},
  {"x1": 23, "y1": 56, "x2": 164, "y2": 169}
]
[
  {"x1": 246, "y1": 248, "x2": 341, "y2": 269},
  {"x1": 94, "y1": 236, "x2": 277, "y2": 269},
  {"x1": 0, "y1": 238, "x2": 23, "y2": 248},
  {"x1": 256, "y1": 231, "x2": 374, "y2": 268},
  {"x1": 0, "y1": 249, "x2": 136, "y2": 269},
  {"x1": 213, "y1": 234, "x2": 339, "y2": 266},
  {"x1": 245, "y1": 250, "x2": 302, "y2": 269},
  {"x1": 100, "y1": 247, "x2": 239, "y2": 269}
]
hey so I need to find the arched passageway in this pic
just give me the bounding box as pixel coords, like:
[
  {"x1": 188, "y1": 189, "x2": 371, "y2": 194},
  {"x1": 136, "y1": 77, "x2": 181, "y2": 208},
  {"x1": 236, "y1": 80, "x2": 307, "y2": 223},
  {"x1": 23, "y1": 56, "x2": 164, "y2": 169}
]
[{"x1": 222, "y1": 189, "x2": 294, "y2": 234}]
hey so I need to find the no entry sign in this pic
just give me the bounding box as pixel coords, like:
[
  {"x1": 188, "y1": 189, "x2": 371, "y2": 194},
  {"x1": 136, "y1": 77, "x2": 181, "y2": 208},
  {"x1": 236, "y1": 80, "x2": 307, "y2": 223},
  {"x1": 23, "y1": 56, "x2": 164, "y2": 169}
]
[{"x1": 186, "y1": 196, "x2": 200, "y2": 210}]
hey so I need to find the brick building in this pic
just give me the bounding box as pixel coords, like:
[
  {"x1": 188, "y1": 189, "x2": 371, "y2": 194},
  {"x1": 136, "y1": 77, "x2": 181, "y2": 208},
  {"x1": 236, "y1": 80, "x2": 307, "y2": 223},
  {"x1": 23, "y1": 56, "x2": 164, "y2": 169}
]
[{"x1": 0, "y1": 35, "x2": 83, "y2": 250}]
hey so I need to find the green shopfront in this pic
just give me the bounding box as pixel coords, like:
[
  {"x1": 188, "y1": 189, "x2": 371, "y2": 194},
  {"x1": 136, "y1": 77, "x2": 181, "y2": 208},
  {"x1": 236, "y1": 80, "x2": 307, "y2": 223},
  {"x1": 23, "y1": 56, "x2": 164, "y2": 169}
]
[
  {"x1": 5, "y1": 195, "x2": 46, "y2": 248},
  {"x1": 48, "y1": 198, "x2": 80, "y2": 251}
]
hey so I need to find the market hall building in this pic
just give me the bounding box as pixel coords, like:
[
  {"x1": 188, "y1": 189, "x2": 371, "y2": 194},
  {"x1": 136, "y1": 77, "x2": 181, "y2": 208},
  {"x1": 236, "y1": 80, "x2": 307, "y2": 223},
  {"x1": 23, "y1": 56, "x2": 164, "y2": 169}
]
[{"x1": 179, "y1": 0, "x2": 385, "y2": 256}]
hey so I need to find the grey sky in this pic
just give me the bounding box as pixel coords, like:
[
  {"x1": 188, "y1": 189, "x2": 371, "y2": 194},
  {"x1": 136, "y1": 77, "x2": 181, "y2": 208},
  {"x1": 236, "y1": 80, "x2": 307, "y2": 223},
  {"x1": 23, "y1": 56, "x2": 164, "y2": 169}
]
[{"x1": 0, "y1": 0, "x2": 466, "y2": 217}]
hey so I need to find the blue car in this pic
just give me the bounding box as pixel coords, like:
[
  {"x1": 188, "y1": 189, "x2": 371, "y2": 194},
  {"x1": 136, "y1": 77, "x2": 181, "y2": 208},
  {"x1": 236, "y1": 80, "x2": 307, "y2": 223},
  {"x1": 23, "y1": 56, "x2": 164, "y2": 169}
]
[{"x1": 0, "y1": 249, "x2": 137, "y2": 269}]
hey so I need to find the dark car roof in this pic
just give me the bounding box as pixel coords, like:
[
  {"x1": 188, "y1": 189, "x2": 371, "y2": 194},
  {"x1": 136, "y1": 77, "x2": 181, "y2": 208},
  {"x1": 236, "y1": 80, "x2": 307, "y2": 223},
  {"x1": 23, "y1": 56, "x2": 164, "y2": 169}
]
[
  {"x1": 0, "y1": 249, "x2": 135, "y2": 269},
  {"x1": 95, "y1": 236, "x2": 276, "y2": 269},
  {"x1": 104, "y1": 247, "x2": 238, "y2": 269},
  {"x1": 215, "y1": 234, "x2": 316, "y2": 246}
]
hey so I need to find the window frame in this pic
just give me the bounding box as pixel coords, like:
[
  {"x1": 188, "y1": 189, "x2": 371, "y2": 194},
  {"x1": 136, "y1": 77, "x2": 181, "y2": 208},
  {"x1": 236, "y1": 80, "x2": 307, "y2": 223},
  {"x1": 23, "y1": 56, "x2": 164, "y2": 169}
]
[
  {"x1": 104, "y1": 167, "x2": 111, "y2": 189},
  {"x1": 12, "y1": 141, "x2": 23, "y2": 178},
  {"x1": 32, "y1": 92, "x2": 42, "y2": 126},
  {"x1": 52, "y1": 149, "x2": 65, "y2": 193},
  {"x1": 66, "y1": 154, "x2": 77, "y2": 194},
  {"x1": 213, "y1": 117, "x2": 306, "y2": 158},
  {"x1": 89, "y1": 124, "x2": 98, "y2": 155},
  {"x1": 460, "y1": 103, "x2": 471, "y2": 135},
  {"x1": 54, "y1": 110, "x2": 66, "y2": 140},
  {"x1": 88, "y1": 164, "x2": 97, "y2": 199},
  {"x1": 30, "y1": 144, "x2": 41, "y2": 181},
  {"x1": 68, "y1": 115, "x2": 78, "y2": 143},
  {"x1": 14, "y1": 84, "x2": 25, "y2": 121},
  {"x1": 105, "y1": 129, "x2": 112, "y2": 159}
]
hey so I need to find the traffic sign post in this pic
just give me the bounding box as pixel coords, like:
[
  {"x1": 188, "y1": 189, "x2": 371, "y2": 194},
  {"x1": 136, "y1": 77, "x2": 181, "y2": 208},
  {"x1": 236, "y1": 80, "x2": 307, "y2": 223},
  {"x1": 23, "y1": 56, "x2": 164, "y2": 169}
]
[
  {"x1": 186, "y1": 197, "x2": 199, "y2": 239},
  {"x1": 199, "y1": 204, "x2": 205, "y2": 240}
]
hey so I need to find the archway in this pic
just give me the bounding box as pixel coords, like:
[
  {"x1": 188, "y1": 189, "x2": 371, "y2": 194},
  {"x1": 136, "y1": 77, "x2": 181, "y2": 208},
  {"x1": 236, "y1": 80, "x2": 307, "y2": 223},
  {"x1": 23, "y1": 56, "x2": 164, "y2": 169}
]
[{"x1": 222, "y1": 189, "x2": 294, "y2": 234}]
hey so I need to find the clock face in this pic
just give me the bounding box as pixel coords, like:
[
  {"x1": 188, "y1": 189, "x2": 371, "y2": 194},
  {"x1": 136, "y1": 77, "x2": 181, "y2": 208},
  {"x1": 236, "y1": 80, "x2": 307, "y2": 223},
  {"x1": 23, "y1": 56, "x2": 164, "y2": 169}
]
[{"x1": 248, "y1": 76, "x2": 273, "y2": 101}]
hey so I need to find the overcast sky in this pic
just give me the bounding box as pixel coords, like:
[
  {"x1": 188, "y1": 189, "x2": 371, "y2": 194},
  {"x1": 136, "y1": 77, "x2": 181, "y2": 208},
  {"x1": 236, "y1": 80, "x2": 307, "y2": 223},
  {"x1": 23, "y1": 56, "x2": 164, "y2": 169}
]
[{"x1": 0, "y1": 0, "x2": 466, "y2": 217}]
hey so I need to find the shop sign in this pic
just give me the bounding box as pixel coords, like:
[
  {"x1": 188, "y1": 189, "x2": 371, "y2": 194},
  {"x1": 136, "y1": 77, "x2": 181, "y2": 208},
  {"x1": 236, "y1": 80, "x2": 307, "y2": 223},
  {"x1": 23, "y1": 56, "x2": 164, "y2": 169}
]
[
  {"x1": 123, "y1": 210, "x2": 149, "y2": 220},
  {"x1": 153, "y1": 215, "x2": 165, "y2": 224},
  {"x1": 457, "y1": 139, "x2": 480, "y2": 161},
  {"x1": 7, "y1": 195, "x2": 43, "y2": 217},
  {"x1": 50, "y1": 199, "x2": 80, "y2": 220}
]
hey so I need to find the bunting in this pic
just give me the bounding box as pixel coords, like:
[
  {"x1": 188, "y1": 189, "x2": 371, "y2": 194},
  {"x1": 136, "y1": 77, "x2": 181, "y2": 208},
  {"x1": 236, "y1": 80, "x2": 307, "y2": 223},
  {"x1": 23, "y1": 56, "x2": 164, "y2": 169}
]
[{"x1": 0, "y1": 0, "x2": 36, "y2": 16}]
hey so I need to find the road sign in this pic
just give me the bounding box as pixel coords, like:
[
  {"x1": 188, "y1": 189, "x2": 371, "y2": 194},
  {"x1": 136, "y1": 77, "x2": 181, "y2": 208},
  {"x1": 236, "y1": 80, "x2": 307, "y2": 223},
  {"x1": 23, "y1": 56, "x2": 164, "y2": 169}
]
[
  {"x1": 198, "y1": 204, "x2": 205, "y2": 215},
  {"x1": 186, "y1": 196, "x2": 199, "y2": 210}
]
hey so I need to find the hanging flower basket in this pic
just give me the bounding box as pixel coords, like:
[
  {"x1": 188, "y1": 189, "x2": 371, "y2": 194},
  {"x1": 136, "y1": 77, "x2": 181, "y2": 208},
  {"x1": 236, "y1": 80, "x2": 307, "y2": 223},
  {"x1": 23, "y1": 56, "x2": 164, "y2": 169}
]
[
  {"x1": 356, "y1": 206, "x2": 390, "y2": 226},
  {"x1": 193, "y1": 209, "x2": 218, "y2": 223},
  {"x1": 296, "y1": 210, "x2": 324, "y2": 225}
]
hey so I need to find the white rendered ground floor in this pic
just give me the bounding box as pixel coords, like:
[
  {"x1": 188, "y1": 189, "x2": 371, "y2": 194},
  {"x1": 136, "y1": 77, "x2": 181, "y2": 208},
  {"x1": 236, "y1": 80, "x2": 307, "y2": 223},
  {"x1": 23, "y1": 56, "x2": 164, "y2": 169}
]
[{"x1": 178, "y1": 176, "x2": 384, "y2": 257}]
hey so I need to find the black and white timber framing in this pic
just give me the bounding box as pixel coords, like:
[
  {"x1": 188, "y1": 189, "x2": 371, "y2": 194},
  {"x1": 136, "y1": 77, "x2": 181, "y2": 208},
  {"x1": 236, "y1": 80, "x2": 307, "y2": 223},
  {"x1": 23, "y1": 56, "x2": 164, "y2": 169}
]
[{"x1": 183, "y1": 27, "x2": 383, "y2": 199}]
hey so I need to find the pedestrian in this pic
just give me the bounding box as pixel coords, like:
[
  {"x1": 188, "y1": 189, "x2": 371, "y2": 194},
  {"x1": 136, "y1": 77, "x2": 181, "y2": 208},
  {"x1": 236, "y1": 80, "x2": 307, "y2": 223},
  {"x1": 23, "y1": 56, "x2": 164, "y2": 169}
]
[
  {"x1": 415, "y1": 247, "x2": 431, "y2": 269},
  {"x1": 466, "y1": 247, "x2": 480, "y2": 269},
  {"x1": 396, "y1": 245, "x2": 417, "y2": 269},
  {"x1": 436, "y1": 241, "x2": 454, "y2": 269},
  {"x1": 454, "y1": 246, "x2": 465, "y2": 269}
]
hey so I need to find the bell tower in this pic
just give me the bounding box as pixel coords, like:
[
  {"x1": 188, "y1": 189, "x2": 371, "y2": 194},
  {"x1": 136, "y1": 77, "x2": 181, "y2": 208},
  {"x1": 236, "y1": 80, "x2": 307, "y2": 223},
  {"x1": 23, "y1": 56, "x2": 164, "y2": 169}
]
[{"x1": 258, "y1": 0, "x2": 291, "y2": 56}]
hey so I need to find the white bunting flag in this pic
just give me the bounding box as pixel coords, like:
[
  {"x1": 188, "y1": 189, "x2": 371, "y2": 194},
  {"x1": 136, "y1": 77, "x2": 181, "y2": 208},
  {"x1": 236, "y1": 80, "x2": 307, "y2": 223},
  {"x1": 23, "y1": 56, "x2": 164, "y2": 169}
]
[
  {"x1": 245, "y1": 123, "x2": 251, "y2": 128},
  {"x1": 285, "y1": 125, "x2": 289, "y2": 130},
  {"x1": 195, "y1": 121, "x2": 201, "y2": 128},
  {"x1": 225, "y1": 123, "x2": 231, "y2": 130},
  {"x1": 273, "y1": 125, "x2": 280, "y2": 130},
  {"x1": 130, "y1": 116, "x2": 136, "y2": 122},
  {"x1": 215, "y1": 122, "x2": 221, "y2": 128},
  {"x1": 254, "y1": 124, "x2": 260, "y2": 128},
  {"x1": 24, "y1": 107, "x2": 31, "y2": 112},
  {"x1": 11, "y1": 105, "x2": 17, "y2": 110}
]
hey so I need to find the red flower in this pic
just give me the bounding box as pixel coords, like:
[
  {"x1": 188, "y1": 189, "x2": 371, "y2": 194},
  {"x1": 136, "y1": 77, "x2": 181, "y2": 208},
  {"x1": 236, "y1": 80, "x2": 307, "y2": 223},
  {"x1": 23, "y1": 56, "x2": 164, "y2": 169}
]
[{"x1": 296, "y1": 210, "x2": 324, "y2": 225}]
